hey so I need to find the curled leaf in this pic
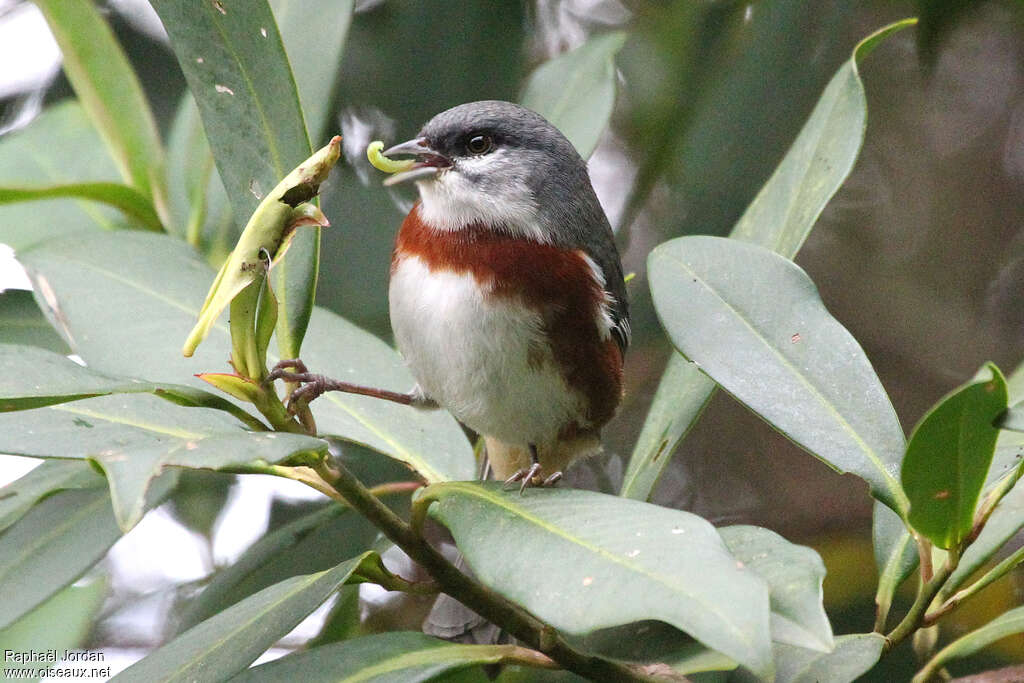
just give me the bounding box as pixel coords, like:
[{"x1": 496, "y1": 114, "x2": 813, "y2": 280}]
[
  {"x1": 182, "y1": 136, "x2": 341, "y2": 358},
  {"x1": 367, "y1": 140, "x2": 415, "y2": 174}
]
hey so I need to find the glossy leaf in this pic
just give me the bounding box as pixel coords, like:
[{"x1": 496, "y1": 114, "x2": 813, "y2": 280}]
[
  {"x1": 0, "y1": 343, "x2": 263, "y2": 428},
  {"x1": 0, "y1": 183, "x2": 161, "y2": 232},
  {"x1": 420, "y1": 482, "x2": 773, "y2": 677},
  {"x1": 0, "y1": 459, "x2": 102, "y2": 534},
  {"x1": 773, "y1": 633, "x2": 885, "y2": 683},
  {"x1": 520, "y1": 31, "x2": 627, "y2": 159},
  {"x1": 0, "y1": 487, "x2": 120, "y2": 630},
  {"x1": 729, "y1": 19, "x2": 917, "y2": 255},
  {"x1": 719, "y1": 525, "x2": 833, "y2": 652},
  {"x1": 0, "y1": 343, "x2": 174, "y2": 411},
  {"x1": 901, "y1": 363, "x2": 1008, "y2": 548},
  {"x1": 177, "y1": 503, "x2": 376, "y2": 633},
  {"x1": 35, "y1": 0, "x2": 168, "y2": 221},
  {"x1": 19, "y1": 231, "x2": 474, "y2": 482},
  {"x1": 0, "y1": 393, "x2": 326, "y2": 530},
  {"x1": 149, "y1": 0, "x2": 318, "y2": 357},
  {"x1": 0, "y1": 102, "x2": 121, "y2": 250},
  {"x1": 162, "y1": 0, "x2": 353, "y2": 256},
  {"x1": 914, "y1": 605, "x2": 1024, "y2": 683},
  {"x1": 623, "y1": 20, "x2": 915, "y2": 501},
  {"x1": 114, "y1": 553, "x2": 390, "y2": 683},
  {"x1": 946, "y1": 477, "x2": 1024, "y2": 592},
  {"x1": 0, "y1": 290, "x2": 69, "y2": 354},
  {"x1": 648, "y1": 236, "x2": 908, "y2": 514},
  {"x1": 234, "y1": 631, "x2": 550, "y2": 683},
  {"x1": 871, "y1": 502, "x2": 917, "y2": 628}
]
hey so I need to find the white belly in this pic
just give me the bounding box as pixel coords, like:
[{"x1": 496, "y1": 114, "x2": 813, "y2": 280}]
[{"x1": 389, "y1": 256, "x2": 582, "y2": 446}]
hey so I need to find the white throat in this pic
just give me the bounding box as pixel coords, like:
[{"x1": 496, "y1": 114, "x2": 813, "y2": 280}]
[{"x1": 414, "y1": 150, "x2": 547, "y2": 242}]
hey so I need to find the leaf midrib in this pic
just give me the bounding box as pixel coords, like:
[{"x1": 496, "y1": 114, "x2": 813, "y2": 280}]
[
  {"x1": 658, "y1": 251, "x2": 906, "y2": 510},
  {"x1": 440, "y1": 484, "x2": 760, "y2": 652}
]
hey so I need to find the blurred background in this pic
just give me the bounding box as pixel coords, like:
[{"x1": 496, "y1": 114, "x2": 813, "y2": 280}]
[{"x1": 1, "y1": 0, "x2": 1022, "y2": 679}]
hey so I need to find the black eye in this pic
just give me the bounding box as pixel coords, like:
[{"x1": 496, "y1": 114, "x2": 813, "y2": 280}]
[{"x1": 466, "y1": 134, "x2": 493, "y2": 155}]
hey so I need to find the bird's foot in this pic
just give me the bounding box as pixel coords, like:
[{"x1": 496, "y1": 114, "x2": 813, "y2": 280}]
[
  {"x1": 503, "y1": 463, "x2": 562, "y2": 495},
  {"x1": 265, "y1": 358, "x2": 420, "y2": 412}
]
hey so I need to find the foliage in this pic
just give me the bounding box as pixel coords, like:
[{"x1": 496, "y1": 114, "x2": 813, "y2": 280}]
[{"x1": 0, "y1": 3, "x2": 1021, "y2": 682}]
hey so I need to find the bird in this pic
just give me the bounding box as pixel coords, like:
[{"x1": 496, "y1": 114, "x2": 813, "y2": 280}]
[
  {"x1": 381, "y1": 100, "x2": 630, "y2": 489},
  {"x1": 271, "y1": 100, "x2": 629, "y2": 489}
]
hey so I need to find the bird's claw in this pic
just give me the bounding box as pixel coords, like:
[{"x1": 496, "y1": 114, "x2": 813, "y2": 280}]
[
  {"x1": 503, "y1": 463, "x2": 562, "y2": 494},
  {"x1": 265, "y1": 359, "x2": 328, "y2": 413}
]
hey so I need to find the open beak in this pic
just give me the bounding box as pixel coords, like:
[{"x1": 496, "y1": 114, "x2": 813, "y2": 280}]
[{"x1": 382, "y1": 137, "x2": 450, "y2": 186}]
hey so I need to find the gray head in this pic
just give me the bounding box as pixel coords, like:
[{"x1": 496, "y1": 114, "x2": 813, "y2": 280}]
[{"x1": 383, "y1": 100, "x2": 606, "y2": 244}]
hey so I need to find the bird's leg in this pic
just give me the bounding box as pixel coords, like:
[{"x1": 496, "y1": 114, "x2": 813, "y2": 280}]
[
  {"x1": 266, "y1": 359, "x2": 437, "y2": 412},
  {"x1": 502, "y1": 444, "x2": 562, "y2": 494}
]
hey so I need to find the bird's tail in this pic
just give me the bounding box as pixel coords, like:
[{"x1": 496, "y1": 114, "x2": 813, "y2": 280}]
[{"x1": 483, "y1": 434, "x2": 602, "y2": 481}]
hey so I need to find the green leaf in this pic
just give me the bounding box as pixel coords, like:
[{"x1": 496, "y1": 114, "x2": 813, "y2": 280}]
[
  {"x1": 872, "y1": 502, "x2": 917, "y2": 629},
  {"x1": 620, "y1": 357, "x2": 714, "y2": 499},
  {"x1": 913, "y1": 605, "x2": 1024, "y2": 683},
  {"x1": 19, "y1": 231, "x2": 475, "y2": 482},
  {"x1": 729, "y1": 19, "x2": 917, "y2": 256},
  {"x1": 648, "y1": 236, "x2": 908, "y2": 514},
  {"x1": 519, "y1": 32, "x2": 627, "y2": 159},
  {"x1": 149, "y1": 0, "x2": 318, "y2": 357},
  {"x1": 773, "y1": 633, "x2": 885, "y2": 683},
  {"x1": 901, "y1": 363, "x2": 1008, "y2": 548},
  {"x1": 272, "y1": 0, "x2": 354, "y2": 143},
  {"x1": 0, "y1": 459, "x2": 103, "y2": 533},
  {"x1": 622, "y1": 20, "x2": 916, "y2": 501},
  {"x1": 0, "y1": 102, "x2": 121, "y2": 250},
  {"x1": 164, "y1": 95, "x2": 227, "y2": 249},
  {"x1": 0, "y1": 182, "x2": 162, "y2": 232},
  {"x1": 177, "y1": 503, "x2": 376, "y2": 633},
  {"x1": 719, "y1": 525, "x2": 833, "y2": 652},
  {"x1": 0, "y1": 393, "x2": 326, "y2": 530},
  {"x1": 0, "y1": 580, "x2": 106, "y2": 679},
  {"x1": 0, "y1": 487, "x2": 120, "y2": 630},
  {"x1": 0, "y1": 342, "x2": 181, "y2": 411},
  {"x1": 0, "y1": 343, "x2": 264, "y2": 429},
  {"x1": 0, "y1": 290, "x2": 69, "y2": 355},
  {"x1": 234, "y1": 631, "x2": 551, "y2": 683},
  {"x1": 946, "y1": 476, "x2": 1024, "y2": 592},
  {"x1": 419, "y1": 482, "x2": 773, "y2": 678},
  {"x1": 576, "y1": 622, "x2": 737, "y2": 675},
  {"x1": 113, "y1": 553, "x2": 391, "y2": 683},
  {"x1": 34, "y1": 0, "x2": 168, "y2": 222}
]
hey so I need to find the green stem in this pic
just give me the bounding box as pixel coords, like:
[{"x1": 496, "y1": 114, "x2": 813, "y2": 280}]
[
  {"x1": 185, "y1": 154, "x2": 214, "y2": 247},
  {"x1": 885, "y1": 550, "x2": 958, "y2": 651},
  {"x1": 252, "y1": 388, "x2": 306, "y2": 434},
  {"x1": 925, "y1": 544, "x2": 1024, "y2": 626},
  {"x1": 309, "y1": 458, "x2": 668, "y2": 682}
]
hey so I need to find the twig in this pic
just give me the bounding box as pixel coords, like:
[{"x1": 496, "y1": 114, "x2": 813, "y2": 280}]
[
  {"x1": 885, "y1": 549, "x2": 958, "y2": 651},
  {"x1": 309, "y1": 457, "x2": 672, "y2": 682}
]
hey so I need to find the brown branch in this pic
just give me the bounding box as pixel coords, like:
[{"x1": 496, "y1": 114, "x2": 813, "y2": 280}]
[{"x1": 310, "y1": 457, "x2": 676, "y2": 682}]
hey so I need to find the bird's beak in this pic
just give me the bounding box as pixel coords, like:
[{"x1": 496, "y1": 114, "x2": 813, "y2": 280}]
[{"x1": 382, "y1": 137, "x2": 450, "y2": 186}]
